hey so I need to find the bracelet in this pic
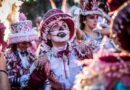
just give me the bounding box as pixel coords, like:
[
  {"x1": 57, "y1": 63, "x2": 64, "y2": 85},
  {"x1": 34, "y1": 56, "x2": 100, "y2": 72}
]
[{"x1": 0, "y1": 70, "x2": 8, "y2": 76}]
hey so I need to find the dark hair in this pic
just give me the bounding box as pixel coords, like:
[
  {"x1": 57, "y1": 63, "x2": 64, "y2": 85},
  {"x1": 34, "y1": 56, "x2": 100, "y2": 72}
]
[
  {"x1": 111, "y1": 1, "x2": 130, "y2": 51},
  {"x1": 79, "y1": 14, "x2": 86, "y2": 30},
  {"x1": 47, "y1": 39, "x2": 53, "y2": 47},
  {"x1": 98, "y1": 2, "x2": 109, "y2": 13},
  {"x1": 10, "y1": 44, "x2": 17, "y2": 52}
]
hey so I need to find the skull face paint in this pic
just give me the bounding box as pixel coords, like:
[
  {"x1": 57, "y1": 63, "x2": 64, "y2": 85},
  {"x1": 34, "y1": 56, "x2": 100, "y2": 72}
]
[{"x1": 49, "y1": 21, "x2": 70, "y2": 42}]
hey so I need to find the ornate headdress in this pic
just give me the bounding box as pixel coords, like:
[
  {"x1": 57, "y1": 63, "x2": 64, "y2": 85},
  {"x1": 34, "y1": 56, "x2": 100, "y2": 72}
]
[
  {"x1": 39, "y1": 9, "x2": 75, "y2": 46},
  {"x1": 5, "y1": 13, "x2": 38, "y2": 45},
  {"x1": 80, "y1": 0, "x2": 102, "y2": 15}
]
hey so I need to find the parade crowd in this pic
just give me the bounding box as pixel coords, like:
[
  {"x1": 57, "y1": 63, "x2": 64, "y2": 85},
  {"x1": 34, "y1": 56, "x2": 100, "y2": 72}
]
[{"x1": 0, "y1": 0, "x2": 130, "y2": 90}]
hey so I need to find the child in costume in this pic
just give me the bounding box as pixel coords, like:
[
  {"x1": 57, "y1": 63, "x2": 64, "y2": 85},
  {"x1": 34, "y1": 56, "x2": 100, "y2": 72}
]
[
  {"x1": 26, "y1": 9, "x2": 93, "y2": 90},
  {"x1": 4, "y1": 12, "x2": 38, "y2": 89}
]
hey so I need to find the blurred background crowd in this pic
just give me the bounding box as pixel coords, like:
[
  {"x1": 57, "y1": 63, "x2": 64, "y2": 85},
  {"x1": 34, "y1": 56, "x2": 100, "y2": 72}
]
[{"x1": 0, "y1": 0, "x2": 130, "y2": 90}]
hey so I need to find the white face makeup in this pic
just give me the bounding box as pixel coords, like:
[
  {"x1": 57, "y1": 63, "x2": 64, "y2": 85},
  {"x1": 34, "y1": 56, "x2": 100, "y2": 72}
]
[{"x1": 49, "y1": 21, "x2": 70, "y2": 42}]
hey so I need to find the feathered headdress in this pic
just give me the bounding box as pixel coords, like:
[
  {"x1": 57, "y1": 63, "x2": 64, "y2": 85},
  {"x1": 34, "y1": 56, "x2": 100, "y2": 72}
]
[{"x1": 80, "y1": 0, "x2": 102, "y2": 15}]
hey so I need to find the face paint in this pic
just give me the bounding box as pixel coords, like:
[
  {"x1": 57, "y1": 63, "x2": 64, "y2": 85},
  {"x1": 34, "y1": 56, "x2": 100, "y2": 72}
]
[
  {"x1": 50, "y1": 29, "x2": 70, "y2": 42},
  {"x1": 49, "y1": 21, "x2": 70, "y2": 42}
]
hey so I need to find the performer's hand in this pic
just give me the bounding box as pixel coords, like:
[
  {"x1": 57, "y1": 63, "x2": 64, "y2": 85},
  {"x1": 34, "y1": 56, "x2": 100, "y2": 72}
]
[
  {"x1": 94, "y1": 24, "x2": 110, "y2": 35},
  {"x1": 35, "y1": 55, "x2": 49, "y2": 70},
  {"x1": 101, "y1": 27, "x2": 110, "y2": 36},
  {"x1": 47, "y1": 71, "x2": 63, "y2": 90}
]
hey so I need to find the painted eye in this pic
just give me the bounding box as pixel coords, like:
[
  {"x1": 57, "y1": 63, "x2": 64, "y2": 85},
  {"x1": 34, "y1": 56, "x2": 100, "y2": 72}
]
[
  {"x1": 62, "y1": 23, "x2": 68, "y2": 29},
  {"x1": 52, "y1": 23, "x2": 59, "y2": 28},
  {"x1": 63, "y1": 23, "x2": 67, "y2": 27},
  {"x1": 50, "y1": 23, "x2": 59, "y2": 32}
]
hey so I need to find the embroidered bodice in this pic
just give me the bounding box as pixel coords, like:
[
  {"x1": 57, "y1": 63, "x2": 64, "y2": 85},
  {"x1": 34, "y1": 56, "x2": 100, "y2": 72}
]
[{"x1": 4, "y1": 48, "x2": 35, "y2": 89}]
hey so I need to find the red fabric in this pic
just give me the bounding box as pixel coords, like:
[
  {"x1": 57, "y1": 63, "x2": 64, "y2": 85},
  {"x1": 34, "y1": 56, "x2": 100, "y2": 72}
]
[
  {"x1": 0, "y1": 22, "x2": 7, "y2": 51},
  {"x1": 107, "y1": 0, "x2": 127, "y2": 12},
  {"x1": 26, "y1": 69, "x2": 47, "y2": 90}
]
